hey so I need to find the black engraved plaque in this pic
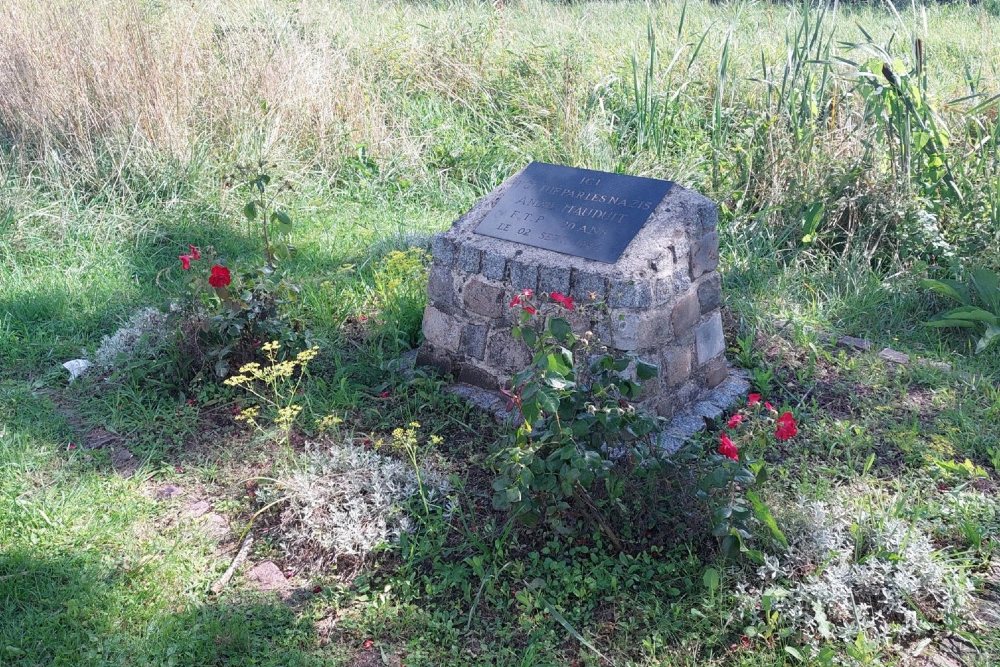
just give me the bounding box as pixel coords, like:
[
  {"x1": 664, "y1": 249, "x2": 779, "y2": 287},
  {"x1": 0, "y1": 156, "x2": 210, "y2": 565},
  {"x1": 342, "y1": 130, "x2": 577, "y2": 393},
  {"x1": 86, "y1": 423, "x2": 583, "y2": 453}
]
[{"x1": 473, "y1": 162, "x2": 673, "y2": 264}]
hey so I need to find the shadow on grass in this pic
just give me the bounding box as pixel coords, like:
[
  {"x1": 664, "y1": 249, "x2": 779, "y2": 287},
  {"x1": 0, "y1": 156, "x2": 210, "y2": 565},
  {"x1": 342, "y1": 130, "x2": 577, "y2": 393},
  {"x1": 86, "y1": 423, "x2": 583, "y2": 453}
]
[
  {"x1": 0, "y1": 213, "x2": 267, "y2": 375},
  {"x1": 0, "y1": 550, "x2": 321, "y2": 667}
]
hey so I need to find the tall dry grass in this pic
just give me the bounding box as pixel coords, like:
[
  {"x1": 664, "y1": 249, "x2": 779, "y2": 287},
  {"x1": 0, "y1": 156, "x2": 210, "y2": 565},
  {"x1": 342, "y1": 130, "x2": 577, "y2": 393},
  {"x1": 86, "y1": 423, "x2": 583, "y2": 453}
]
[
  {"x1": 0, "y1": 0, "x2": 997, "y2": 265},
  {"x1": 0, "y1": 0, "x2": 421, "y2": 186}
]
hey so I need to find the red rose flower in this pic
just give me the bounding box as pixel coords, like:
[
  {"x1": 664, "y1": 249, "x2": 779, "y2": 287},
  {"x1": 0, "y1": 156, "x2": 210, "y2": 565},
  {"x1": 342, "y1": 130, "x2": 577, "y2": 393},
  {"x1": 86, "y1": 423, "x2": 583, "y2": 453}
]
[
  {"x1": 775, "y1": 411, "x2": 798, "y2": 441},
  {"x1": 550, "y1": 292, "x2": 575, "y2": 310},
  {"x1": 718, "y1": 433, "x2": 739, "y2": 460},
  {"x1": 179, "y1": 254, "x2": 192, "y2": 270},
  {"x1": 189, "y1": 245, "x2": 201, "y2": 260},
  {"x1": 208, "y1": 264, "x2": 231, "y2": 288},
  {"x1": 510, "y1": 289, "x2": 537, "y2": 315},
  {"x1": 727, "y1": 413, "x2": 744, "y2": 429},
  {"x1": 764, "y1": 401, "x2": 775, "y2": 412},
  {"x1": 747, "y1": 393, "x2": 762, "y2": 406}
]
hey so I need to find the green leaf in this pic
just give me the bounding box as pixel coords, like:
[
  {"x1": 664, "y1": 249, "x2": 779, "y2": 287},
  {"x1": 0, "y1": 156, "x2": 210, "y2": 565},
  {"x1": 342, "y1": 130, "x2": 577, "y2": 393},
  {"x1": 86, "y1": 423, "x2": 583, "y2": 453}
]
[
  {"x1": 713, "y1": 506, "x2": 733, "y2": 521},
  {"x1": 934, "y1": 306, "x2": 998, "y2": 325},
  {"x1": 243, "y1": 200, "x2": 257, "y2": 221},
  {"x1": 559, "y1": 346, "x2": 574, "y2": 370},
  {"x1": 921, "y1": 278, "x2": 970, "y2": 304},
  {"x1": 785, "y1": 646, "x2": 804, "y2": 662},
  {"x1": 813, "y1": 601, "x2": 833, "y2": 639},
  {"x1": 970, "y1": 267, "x2": 1000, "y2": 314},
  {"x1": 702, "y1": 567, "x2": 720, "y2": 595},
  {"x1": 537, "y1": 389, "x2": 559, "y2": 415},
  {"x1": 748, "y1": 490, "x2": 788, "y2": 548},
  {"x1": 548, "y1": 317, "x2": 573, "y2": 343},
  {"x1": 720, "y1": 534, "x2": 740, "y2": 559},
  {"x1": 800, "y1": 201, "x2": 824, "y2": 244},
  {"x1": 621, "y1": 380, "x2": 641, "y2": 399},
  {"x1": 545, "y1": 376, "x2": 574, "y2": 390},
  {"x1": 544, "y1": 353, "x2": 571, "y2": 375},
  {"x1": 924, "y1": 318, "x2": 978, "y2": 329},
  {"x1": 271, "y1": 209, "x2": 293, "y2": 235},
  {"x1": 491, "y1": 491, "x2": 508, "y2": 510},
  {"x1": 635, "y1": 360, "x2": 658, "y2": 381},
  {"x1": 976, "y1": 324, "x2": 1000, "y2": 354},
  {"x1": 521, "y1": 402, "x2": 540, "y2": 425}
]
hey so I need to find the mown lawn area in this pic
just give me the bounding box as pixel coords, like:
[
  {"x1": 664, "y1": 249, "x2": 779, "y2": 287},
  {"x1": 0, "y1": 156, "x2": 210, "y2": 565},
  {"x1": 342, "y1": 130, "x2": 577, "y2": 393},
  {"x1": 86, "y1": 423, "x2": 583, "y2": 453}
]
[{"x1": 2, "y1": 1, "x2": 999, "y2": 665}]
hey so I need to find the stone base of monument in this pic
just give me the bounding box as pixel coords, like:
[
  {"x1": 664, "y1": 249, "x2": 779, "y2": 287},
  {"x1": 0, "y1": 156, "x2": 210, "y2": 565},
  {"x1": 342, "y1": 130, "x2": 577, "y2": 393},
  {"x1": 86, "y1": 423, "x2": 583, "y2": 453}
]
[{"x1": 416, "y1": 162, "x2": 745, "y2": 445}]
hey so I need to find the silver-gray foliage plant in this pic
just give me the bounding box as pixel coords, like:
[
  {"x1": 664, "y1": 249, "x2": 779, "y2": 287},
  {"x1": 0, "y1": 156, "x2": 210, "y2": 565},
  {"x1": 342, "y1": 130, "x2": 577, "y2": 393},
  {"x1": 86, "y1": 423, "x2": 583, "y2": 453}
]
[
  {"x1": 274, "y1": 441, "x2": 450, "y2": 567},
  {"x1": 94, "y1": 307, "x2": 171, "y2": 370},
  {"x1": 736, "y1": 487, "x2": 973, "y2": 651}
]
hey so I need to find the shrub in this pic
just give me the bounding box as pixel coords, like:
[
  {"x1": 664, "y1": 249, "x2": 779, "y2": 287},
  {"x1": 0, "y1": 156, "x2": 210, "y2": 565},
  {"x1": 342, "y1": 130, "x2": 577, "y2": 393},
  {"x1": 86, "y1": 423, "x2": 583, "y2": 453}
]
[
  {"x1": 494, "y1": 290, "x2": 780, "y2": 557},
  {"x1": 94, "y1": 307, "x2": 171, "y2": 372},
  {"x1": 491, "y1": 289, "x2": 666, "y2": 548},
  {"x1": 700, "y1": 396, "x2": 795, "y2": 560},
  {"x1": 737, "y1": 487, "x2": 973, "y2": 650},
  {"x1": 270, "y1": 434, "x2": 450, "y2": 570}
]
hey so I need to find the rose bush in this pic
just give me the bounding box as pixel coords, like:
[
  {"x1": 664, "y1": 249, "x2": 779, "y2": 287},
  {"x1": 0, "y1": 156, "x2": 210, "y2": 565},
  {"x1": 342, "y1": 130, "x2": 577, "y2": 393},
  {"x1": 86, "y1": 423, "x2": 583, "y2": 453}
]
[
  {"x1": 172, "y1": 242, "x2": 305, "y2": 379},
  {"x1": 699, "y1": 395, "x2": 799, "y2": 559},
  {"x1": 491, "y1": 289, "x2": 665, "y2": 548}
]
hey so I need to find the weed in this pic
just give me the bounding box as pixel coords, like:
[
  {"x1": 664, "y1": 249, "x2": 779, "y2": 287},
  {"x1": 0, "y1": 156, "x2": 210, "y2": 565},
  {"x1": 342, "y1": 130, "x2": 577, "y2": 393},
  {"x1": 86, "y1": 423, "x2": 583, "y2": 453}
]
[{"x1": 224, "y1": 341, "x2": 319, "y2": 445}]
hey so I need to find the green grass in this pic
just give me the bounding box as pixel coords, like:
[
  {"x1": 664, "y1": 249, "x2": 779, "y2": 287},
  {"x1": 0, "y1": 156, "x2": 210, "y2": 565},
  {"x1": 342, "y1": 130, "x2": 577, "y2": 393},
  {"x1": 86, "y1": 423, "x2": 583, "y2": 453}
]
[{"x1": 2, "y1": 0, "x2": 1000, "y2": 665}]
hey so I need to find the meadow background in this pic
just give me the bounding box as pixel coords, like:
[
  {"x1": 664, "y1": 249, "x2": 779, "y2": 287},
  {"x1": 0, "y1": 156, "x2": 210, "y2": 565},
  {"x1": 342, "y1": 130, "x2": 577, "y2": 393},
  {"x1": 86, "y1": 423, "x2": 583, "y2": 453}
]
[{"x1": 1, "y1": 0, "x2": 999, "y2": 665}]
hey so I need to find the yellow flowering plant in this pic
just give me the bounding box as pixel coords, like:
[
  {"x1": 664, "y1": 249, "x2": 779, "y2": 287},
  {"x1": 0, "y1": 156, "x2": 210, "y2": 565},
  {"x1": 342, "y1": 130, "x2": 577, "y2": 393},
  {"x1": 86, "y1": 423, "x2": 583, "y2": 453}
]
[
  {"x1": 224, "y1": 340, "x2": 319, "y2": 445},
  {"x1": 382, "y1": 421, "x2": 444, "y2": 516}
]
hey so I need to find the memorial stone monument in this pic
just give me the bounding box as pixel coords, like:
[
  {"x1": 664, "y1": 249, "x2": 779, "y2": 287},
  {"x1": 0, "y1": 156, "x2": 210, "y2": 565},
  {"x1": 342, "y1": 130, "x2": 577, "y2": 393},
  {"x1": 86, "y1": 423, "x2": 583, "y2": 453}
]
[{"x1": 417, "y1": 162, "x2": 747, "y2": 437}]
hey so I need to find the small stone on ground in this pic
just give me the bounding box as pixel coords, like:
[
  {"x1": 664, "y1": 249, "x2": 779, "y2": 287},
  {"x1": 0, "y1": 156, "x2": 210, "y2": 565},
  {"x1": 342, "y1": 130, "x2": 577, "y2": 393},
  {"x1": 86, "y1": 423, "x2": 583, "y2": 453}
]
[
  {"x1": 201, "y1": 513, "x2": 230, "y2": 541},
  {"x1": 84, "y1": 427, "x2": 118, "y2": 450},
  {"x1": 155, "y1": 484, "x2": 183, "y2": 500},
  {"x1": 184, "y1": 499, "x2": 212, "y2": 518},
  {"x1": 692, "y1": 401, "x2": 724, "y2": 423},
  {"x1": 837, "y1": 335, "x2": 873, "y2": 351},
  {"x1": 909, "y1": 636, "x2": 979, "y2": 667},
  {"x1": 446, "y1": 383, "x2": 519, "y2": 424},
  {"x1": 111, "y1": 446, "x2": 139, "y2": 477},
  {"x1": 916, "y1": 359, "x2": 953, "y2": 373},
  {"x1": 664, "y1": 413, "x2": 706, "y2": 440},
  {"x1": 878, "y1": 347, "x2": 910, "y2": 365},
  {"x1": 393, "y1": 349, "x2": 419, "y2": 380},
  {"x1": 247, "y1": 560, "x2": 289, "y2": 592}
]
